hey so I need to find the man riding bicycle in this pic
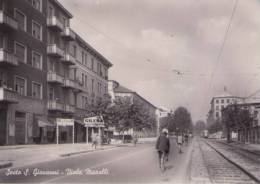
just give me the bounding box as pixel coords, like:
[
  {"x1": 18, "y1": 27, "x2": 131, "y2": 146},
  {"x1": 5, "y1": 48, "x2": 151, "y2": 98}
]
[{"x1": 156, "y1": 129, "x2": 170, "y2": 170}]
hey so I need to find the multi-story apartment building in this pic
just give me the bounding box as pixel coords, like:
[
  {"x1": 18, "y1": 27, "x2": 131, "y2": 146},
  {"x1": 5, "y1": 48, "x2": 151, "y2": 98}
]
[
  {"x1": 0, "y1": 0, "x2": 112, "y2": 145},
  {"x1": 0, "y1": 0, "x2": 48, "y2": 145},
  {"x1": 46, "y1": 0, "x2": 112, "y2": 144},
  {"x1": 209, "y1": 89, "x2": 243, "y2": 121},
  {"x1": 108, "y1": 80, "x2": 157, "y2": 137}
]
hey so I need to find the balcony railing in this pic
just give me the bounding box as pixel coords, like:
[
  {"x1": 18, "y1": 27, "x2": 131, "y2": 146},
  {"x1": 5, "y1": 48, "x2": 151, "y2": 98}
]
[
  {"x1": 0, "y1": 87, "x2": 18, "y2": 103},
  {"x1": 74, "y1": 80, "x2": 85, "y2": 93},
  {"x1": 47, "y1": 72, "x2": 64, "y2": 84},
  {"x1": 47, "y1": 44, "x2": 64, "y2": 57},
  {"x1": 0, "y1": 49, "x2": 18, "y2": 66},
  {"x1": 0, "y1": 11, "x2": 18, "y2": 31},
  {"x1": 61, "y1": 27, "x2": 76, "y2": 41},
  {"x1": 61, "y1": 53, "x2": 76, "y2": 65},
  {"x1": 48, "y1": 101, "x2": 64, "y2": 111},
  {"x1": 64, "y1": 104, "x2": 75, "y2": 113},
  {"x1": 63, "y1": 79, "x2": 76, "y2": 89},
  {"x1": 47, "y1": 16, "x2": 64, "y2": 31}
]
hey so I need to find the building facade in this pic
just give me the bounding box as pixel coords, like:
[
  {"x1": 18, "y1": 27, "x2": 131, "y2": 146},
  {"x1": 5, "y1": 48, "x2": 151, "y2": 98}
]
[
  {"x1": 210, "y1": 90, "x2": 243, "y2": 121},
  {"x1": 0, "y1": 0, "x2": 112, "y2": 145},
  {"x1": 108, "y1": 80, "x2": 157, "y2": 137}
]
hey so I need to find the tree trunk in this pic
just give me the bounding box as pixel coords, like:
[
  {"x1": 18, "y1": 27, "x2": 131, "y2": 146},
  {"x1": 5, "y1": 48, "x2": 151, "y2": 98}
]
[{"x1": 226, "y1": 125, "x2": 231, "y2": 143}]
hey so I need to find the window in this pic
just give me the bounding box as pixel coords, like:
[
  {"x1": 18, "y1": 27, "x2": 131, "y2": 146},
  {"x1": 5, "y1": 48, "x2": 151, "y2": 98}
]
[
  {"x1": 216, "y1": 99, "x2": 219, "y2": 104},
  {"x1": 32, "y1": 0, "x2": 41, "y2": 11},
  {"x1": 97, "y1": 63, "x2": 102, "y2": 76},
  {"x1": 216, "y1": 112, "x2": 219, "y2": 118},
  {"x1": 32, "y1": 82, "x2": 42, "y2": 99},
  {"x1": 91, "y1": 58, "x2": 94, "y2": 71},
  {"x1": 0, "y1": 34, "x2": 7, "y2": 49},
  {"x1": 81, "y1": 51, "x2": 84, "y2": 64},
  {"x1": 15, "y1": 42, "x2": 27, "y2": 63},
  {"x1": 48, "y1": 6, "x2": 54, "y2": 17},
  {"x1": 81, "y1": 73, "x2": 84, "y2": 85},
  {"x1": 15, "y1": 76, "x2": 26, "y2": 96},
  {"x1": 48, "y1": 87, "x2": 54, "y2": 100},
  {"x1": 62, "y1": 17, "x2": 67, "y2": 28},
  {"x1": 91, "y1": 79, "x2": 94, "y2": 92},
  {"x1": 84, "y1": 53, "x2": 88, "y2": 66},
  {"x1": 0, "y1": 71, "x2": 7, "y2": 87},
  {"x1": 84, "y1": 75, "x2": 87, "y2": 88},
  {"x1": 216, "y1": 106, "x2": 219, "y2": 110},
  {"x1": 32, "y1": 21, "x2": 42, "y2": 40},
  {"x1": 32, "y1": 51, "x2": 42, "y2": 69},
  {"x1": 221, "y1": 99, "x2": 224, "y2": 103},
  {"x1": 15, "y1": 9, "x2": 26, "y2": 31},
  {"x1": 73, "y1": 45, "x2": 77, "y2": 57},
  {"x1": 81, "y1": 96, "x2": 88, "y2": 109},
  {"x1": 227, "y1": 99, "x2": 230, "y2": 103}
]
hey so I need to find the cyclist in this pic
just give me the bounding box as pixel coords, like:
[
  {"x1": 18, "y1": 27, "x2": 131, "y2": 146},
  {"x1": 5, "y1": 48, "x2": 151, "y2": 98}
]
[{"x1": 156, "y1": 129, "x2": 170, "y2": 170}]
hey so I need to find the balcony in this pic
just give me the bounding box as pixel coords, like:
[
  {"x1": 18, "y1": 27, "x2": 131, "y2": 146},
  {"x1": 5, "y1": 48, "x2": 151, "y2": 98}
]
[
  {"x1": 61, "y1": 53, "x2": 76, "y2": 65},
  {"x1": 74, "y1": 80, "x2": 85, "y2": 93},
  {"x1": 64, "y1": 104, "x2": 75, "y2": 114},
  {"x1": 47, "y1": 72, "x2": 64, "y2": 85},
  {"x1": 61, "y1": 27, "x2": 76, "y2": 41},
  {"x1": 0, "y1": 11, "x2": 18, "y2": 31},
  {"x1": 0, "y1": 88, "x2": 18, "y2": 103},
  {"x1": 0, "y1": 49, "x2": 18, "y2": 66},
  {"x1": 63, "y1": 79, "x2": 76, "y2": 89},
  {"x1": 47, "y1": 16, "x2": 64, "y2": 32},
  {"x1": 47, "y1": 44, "x2": 64, "y2": 57},
  {"x1": 48, "y1": 101, "x2": 64, "y2": 111}
]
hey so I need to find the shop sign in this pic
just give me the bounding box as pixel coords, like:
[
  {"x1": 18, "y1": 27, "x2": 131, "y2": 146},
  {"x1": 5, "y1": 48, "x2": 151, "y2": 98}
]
[
  {"x1": 84, "y1": 116, "x2": 105, "y2": 127},
  {"x1": 56, "y1": 118, "x2": 74, "y2": 126}
]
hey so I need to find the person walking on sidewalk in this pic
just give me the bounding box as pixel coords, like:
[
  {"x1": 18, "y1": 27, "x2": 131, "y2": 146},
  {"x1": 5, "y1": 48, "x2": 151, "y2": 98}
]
[
  {"x1": 177, "y1": 133, "x2": 183, "y2": 153},
  {"x1": 91, "y1": 133, "x2": 98, "y2": 149},
  {"x1": 156, "y1": 129, "x2": 170, "y2": 170}
]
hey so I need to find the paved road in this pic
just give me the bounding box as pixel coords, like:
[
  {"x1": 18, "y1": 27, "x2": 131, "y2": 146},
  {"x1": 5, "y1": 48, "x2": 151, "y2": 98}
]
[{"x1": 0, "y1": 137, "x2": 193, "y2": 183}]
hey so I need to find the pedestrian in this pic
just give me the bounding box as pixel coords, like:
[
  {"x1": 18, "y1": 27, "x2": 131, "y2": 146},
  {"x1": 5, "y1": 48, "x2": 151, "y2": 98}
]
[
  {"x1": 91, "y1": 133, "x2": 98, "y2": 149},
  {"x1": 156, "y1": 129, "x2": 170, "y2": 170},
  {"x1": 184, "y1": 134, "x2": 189, "y2": 145},
  {"x1": 133, "y1": 134, "x2": 138, "y2": 146},
  {"x1": 177, "y1": 133, "x2": 183, "y2": 153}
]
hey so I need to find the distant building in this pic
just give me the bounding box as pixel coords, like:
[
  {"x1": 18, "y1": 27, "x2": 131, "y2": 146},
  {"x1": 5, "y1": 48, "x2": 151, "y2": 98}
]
[
  {"x1": 108, "y1": 80, "x2": 157, "y2": 137},
  {"x1": 235, "y1": 91, "x2": 260, "y2": 144},
  {"x1": 209, "y1": 88, "x2": 243, "y2": 121}
]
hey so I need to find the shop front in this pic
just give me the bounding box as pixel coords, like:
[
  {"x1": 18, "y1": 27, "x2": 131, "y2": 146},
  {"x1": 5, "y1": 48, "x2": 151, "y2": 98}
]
[{"x1": 84, "y1": 116, "x2": 105, "y2": 144}]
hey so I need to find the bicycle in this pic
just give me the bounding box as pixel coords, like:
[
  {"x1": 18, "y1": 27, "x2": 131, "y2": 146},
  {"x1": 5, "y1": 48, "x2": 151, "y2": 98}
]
[{"x1": 158, "y1": 151, "x2": 166, "y2": 172}]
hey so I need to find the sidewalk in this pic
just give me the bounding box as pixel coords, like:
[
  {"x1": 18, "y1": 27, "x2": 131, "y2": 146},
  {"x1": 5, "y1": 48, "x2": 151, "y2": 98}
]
[
  {"x1": 216, "y1": 140, "x2": 260, "y2": 155},
  {"x1": 0, "y1": 143, "x2": 118, "y2": 169}
]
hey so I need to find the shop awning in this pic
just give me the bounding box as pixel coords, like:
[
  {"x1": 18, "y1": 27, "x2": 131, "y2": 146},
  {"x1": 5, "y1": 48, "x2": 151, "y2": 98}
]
[{"x1": 37, "y1": 117, "x2": 55, "y2": 127}]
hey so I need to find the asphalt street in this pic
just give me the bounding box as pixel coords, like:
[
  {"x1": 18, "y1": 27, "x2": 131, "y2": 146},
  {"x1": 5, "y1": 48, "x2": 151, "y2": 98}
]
[{"x1": 0, "y1": 137, "x2": 193, "y2": 183}]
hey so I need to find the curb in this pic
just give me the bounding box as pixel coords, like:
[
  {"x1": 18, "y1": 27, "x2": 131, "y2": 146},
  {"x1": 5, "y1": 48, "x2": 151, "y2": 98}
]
[
  {"x1": 205, "y1": 140, "x2": 260, "y2": 184},
  {"x1": 0, "y1": 162, "x2": 12, "y2": 169},
  {"x1": 217, "y1": 140, "x2": 260, "y2": 156},
  {"x1": 60, "y1": 146, "x2": 117, "y2": 157}
]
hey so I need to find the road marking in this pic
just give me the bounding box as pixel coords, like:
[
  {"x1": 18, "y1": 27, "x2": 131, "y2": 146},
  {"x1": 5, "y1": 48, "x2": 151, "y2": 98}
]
[{"x1": 41, "y1": 146, "x2": 152, "y2": 183}]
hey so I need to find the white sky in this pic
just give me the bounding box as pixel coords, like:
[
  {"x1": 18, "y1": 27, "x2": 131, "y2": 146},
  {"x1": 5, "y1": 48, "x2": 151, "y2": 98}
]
[{"x1": 61, "y1": 0, "x2": 260, "y2": 122}]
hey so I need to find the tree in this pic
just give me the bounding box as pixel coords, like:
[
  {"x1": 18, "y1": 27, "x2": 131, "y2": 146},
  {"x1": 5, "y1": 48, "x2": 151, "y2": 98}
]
[
  {"x1": 222, "y1": 104, "x2": 253, "y2": 143},
  {"x1": 207, "y1": 119, "x2": 223, "y2": 134},
  {"x1": 173, "y1": 107, "x2": 193, "y2": 134},
  {"x1": 194, "y1": 120, "x2": 206, "y2": 135},
  {"x1": 105, "y1": 97, "x2": 156, "y2": 141}
]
